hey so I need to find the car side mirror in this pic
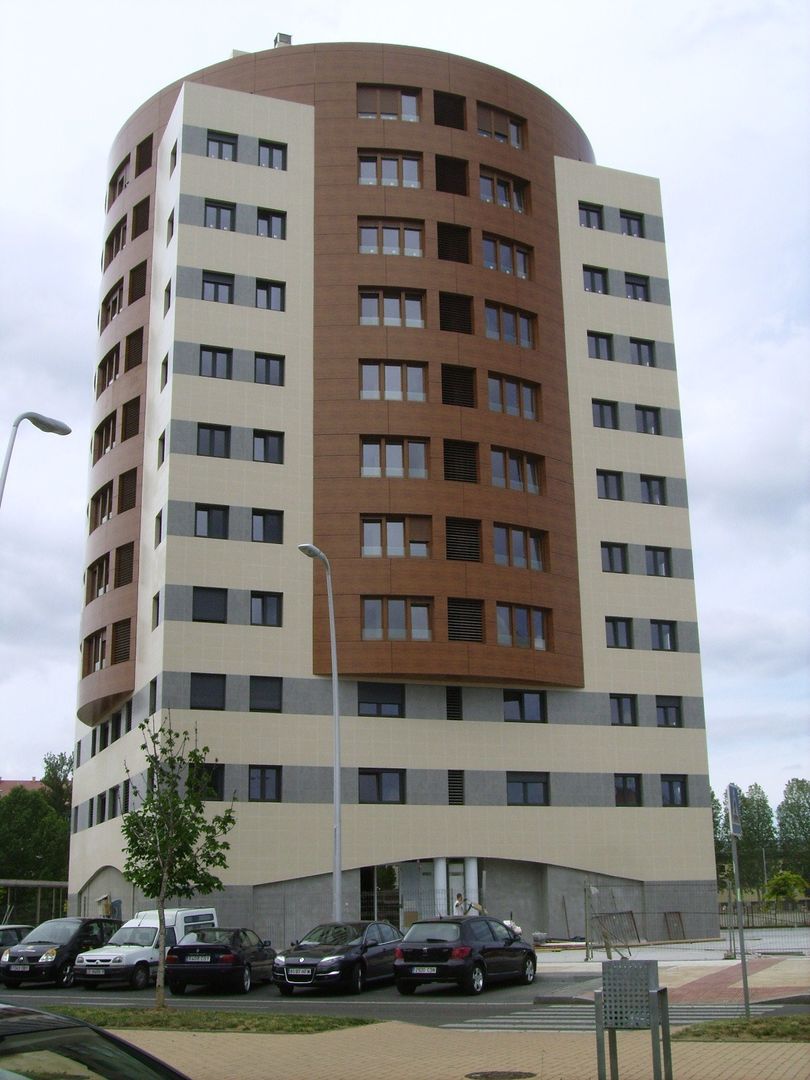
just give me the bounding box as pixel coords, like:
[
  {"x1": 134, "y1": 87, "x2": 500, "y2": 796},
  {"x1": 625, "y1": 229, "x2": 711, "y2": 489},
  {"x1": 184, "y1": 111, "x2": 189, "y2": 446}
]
[{"x1": 263, "y1": 940, "x2": 273, "y2": 948}]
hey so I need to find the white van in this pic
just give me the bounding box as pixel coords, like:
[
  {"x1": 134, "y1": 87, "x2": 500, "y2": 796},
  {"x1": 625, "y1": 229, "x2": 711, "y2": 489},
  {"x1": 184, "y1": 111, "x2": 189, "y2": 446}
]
[{"x1": 74, "y1": 908, "x2": 217, "y2": 989}]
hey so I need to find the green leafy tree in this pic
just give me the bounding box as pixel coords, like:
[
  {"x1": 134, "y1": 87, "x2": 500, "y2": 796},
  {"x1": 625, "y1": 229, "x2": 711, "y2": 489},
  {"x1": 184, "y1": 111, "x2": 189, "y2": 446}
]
[
  {"x1": 711, "y1": 788, "x2": 731, "y2": 882},
  {"x1": 0, "y1": 787, "x2": 69, "y2": 882},
  {"x1": 777, "y1": 779, "x2": 810, "y2": 881},
  {"x1": 764, "y1": 869, "x2": 807, "y2": 902},
  {"x1": 737, "y1": 783, "x2": 777, "y2": 894},
  {"x1": 121, "y1": 716, "x2": 235, "y2": 1007},
  {"x1": 41, "y1": 751, "x2": 73, "y2": 822}
]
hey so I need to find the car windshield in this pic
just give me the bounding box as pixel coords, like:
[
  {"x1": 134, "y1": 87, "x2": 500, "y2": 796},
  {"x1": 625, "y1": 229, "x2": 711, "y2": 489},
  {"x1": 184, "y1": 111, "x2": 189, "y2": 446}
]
[
  {"x1": 403, "y1": 922, "x2": 461, "y2": 943},
  {"x1": 0, "y1": 1024, "x2": 181, "y2": 1079},
  {"x1": 22, "y1": 919, "x2": 83, "y2": 945},
  {"x1": 179, "y1": 929, "x2": 234, "y2": 946},
  {"x1": 298, "y1": 924, "x2": 364, "y2": 947},
  {"x1": 107, "y1": 927, "x2": 158, "y2": 947}
]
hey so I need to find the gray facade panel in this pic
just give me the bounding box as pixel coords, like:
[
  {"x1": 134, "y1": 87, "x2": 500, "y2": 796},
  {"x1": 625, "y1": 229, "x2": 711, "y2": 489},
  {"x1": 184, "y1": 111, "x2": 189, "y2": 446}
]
[
  {"x1": 547, "y1": 691, "x2": 603, "y2": 725},
  {"x1": 610, "y1": 335, "x2": 677, "y2": 372}
]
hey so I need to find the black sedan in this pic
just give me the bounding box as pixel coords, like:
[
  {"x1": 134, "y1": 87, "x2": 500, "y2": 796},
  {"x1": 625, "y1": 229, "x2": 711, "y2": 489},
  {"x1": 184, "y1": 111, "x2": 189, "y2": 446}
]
[
  {"x1": 166, "y1": 928, "x2": 274, "y2": 995},
  {"x1": 272, "y1": 920, "x2": 403, "y2": 994},
  {"x1": 394, "y1": 915, "x2": 536, "y2": 995},
  {"x1": 0, "y1": 1002, "x2": 190, "y2": 1078}
]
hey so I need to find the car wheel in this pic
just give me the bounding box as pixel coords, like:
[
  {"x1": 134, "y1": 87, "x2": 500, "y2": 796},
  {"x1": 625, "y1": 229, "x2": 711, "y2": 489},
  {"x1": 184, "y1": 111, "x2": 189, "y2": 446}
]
[
  {"x1": 236, "y1": 965, "x2": 252, "y2": 994},
  {"x1": 520, "y1": 955, "x2": 536, "y2": 985},
  {"x1": 277, "y1": 982, "x2": 295, "y2": 996},
  {"x1": 462, "y1": 962, "x2": 485, "y2": 995},
  {"x1": 130, "y1": 964, "x2": 150, "y2": 991},
  {"x1": 56, "y1": 962, "x2": 75, "y2": 988},
  {"x1": 168, "y1": 981, "x2": 186, "y2": 995},
  {"x1": 396, "y1": 980, "x2": 417, "y2": 995},
  {"x1": 2, "y1": 980, "x2": 21, "y2": 990},
  {"x1": 349, "y1": 963, "x2": 366, "y2": 994}
]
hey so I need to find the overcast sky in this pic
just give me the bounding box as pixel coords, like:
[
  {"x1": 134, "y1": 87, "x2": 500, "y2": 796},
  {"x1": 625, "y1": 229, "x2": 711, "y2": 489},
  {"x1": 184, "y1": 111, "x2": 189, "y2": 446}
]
[{"x1": 0, "y1": 0, "x2": 807, "y2": 810}]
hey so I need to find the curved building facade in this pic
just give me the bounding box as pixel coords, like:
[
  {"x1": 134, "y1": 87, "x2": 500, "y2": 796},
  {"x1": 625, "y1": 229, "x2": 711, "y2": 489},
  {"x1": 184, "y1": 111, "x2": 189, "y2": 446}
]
[{"x1": 70, "y1": 41, "x2": 716, "y2": 941}]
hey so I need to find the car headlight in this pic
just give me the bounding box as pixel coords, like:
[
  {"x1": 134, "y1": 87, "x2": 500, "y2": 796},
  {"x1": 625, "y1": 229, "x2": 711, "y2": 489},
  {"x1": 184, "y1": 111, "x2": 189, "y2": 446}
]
[
  {"x1": 274, "y1": 955, "x2": 286, "y2": 965},
  {"x1": 113, "y1": 956, "x2": 124, "y2": 964},
  {"x1": 40, "y1": 948, "x2": 58, "y2": 963},
  {"x1": 318, "y1": 955, "x2": 342, "y2": 967},
  {"x1": 0, "y1": 950, "x2": 10, "y2": 963},
  {"x1": 76, "y1": 955, "x2": 86, "y2": 965}
]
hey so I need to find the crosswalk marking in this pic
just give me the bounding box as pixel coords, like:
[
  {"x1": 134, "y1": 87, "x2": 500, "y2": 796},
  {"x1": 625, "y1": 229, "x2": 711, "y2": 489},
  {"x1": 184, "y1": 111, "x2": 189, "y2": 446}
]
[{"x1": 442, "y1": 1003, "x2": 783, "y2": 1032}]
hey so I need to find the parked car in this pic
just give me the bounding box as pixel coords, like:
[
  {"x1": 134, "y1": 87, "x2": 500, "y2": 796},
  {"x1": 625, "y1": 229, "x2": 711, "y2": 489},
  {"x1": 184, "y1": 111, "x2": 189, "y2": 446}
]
[
  {"x1": 75, "y1": 907, "x2": 217, "y2": 989},
  {"x1": 0, "y1": 917, "x2": 121, "y2": 989},
  {"x1": 0, "y1": 1001, "x2": 190, "y2": 1078},
  {"x1": 272, "y1": 920, "x2": 403, "y2": 995},
  {"x1": 393, "y1": 915, "x2": 536, "y2": 995},
  {"x1": 0, "y1": 925, "x2": 33, "y2": 947},
  {"x1": 166, "y1": 927, "x2": 274, "y2": 995}
]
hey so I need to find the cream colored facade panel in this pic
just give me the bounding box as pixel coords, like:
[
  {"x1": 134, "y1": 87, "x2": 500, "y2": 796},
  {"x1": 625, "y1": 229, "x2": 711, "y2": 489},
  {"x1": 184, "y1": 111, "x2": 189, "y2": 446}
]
[
  {"x1": 166, "y1": 451, "x2": 313, "y2": 508},
  {"x1": 167, "y1": 373, "x2": 290, "y2": 430}
]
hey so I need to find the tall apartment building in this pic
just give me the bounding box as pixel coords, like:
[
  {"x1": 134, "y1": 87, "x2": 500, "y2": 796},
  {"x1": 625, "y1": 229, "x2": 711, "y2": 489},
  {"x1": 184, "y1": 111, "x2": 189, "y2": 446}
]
[{"x1": 70, "y1": 40, "x2": 716, "y2": 940}]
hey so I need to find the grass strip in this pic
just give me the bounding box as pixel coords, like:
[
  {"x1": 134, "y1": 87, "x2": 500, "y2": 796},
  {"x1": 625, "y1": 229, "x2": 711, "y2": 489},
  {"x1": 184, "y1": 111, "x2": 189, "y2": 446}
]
[
  {"x1": 672, "y1": 1014, "x2": 810, "y2": 1042},
  {"x1": 48, "y1": 1006, "x2": 377, "y2": 1035}
]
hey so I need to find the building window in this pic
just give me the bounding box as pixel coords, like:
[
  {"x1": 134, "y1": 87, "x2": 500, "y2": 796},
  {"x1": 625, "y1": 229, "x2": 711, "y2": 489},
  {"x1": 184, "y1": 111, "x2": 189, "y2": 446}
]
[
  {"x1": 103, "y1": 216, "x2": 127, "y2": 269},
  {"x1": 255, "y1": 353, "x2": 285, "y2": 385},
  {"x1": 259, "y1": 141, "x2": 286, "y2": 169},
  {"x1": 447, "y1": 598, "x2": 485, "y2": 642},
  {"x1": 439, "y1": 293, "x2": 473, "y2": 333},
  {"x1": 253, "y1": 430, "x2": 284, "y2": 463},
  {"x1": 479, "y1": 169, "x2": 527, "y2": 212},
  {"x1": 89, "y1": 482, "x2": 113, "y2": 532},
  {"x1": 249, "y1": 765, "x2": 281, "y2": 801},
  {"x1": 601, "y1": 542, "x2": 627, "y2": 573},
  {"x1": 202, "y1": 272, "x2": 234, "y2": 303},
  {"x1": 359, "y1": 289, "x2": 424, "y2": 327},
  {"x1": 163, "y1": 281, "x2": 172, "y2": 314},
  {"x1": 358, "y1": 150, "x2": 421, "y2": 188},
  {"x1": 190, "y1": 673, "x2": 226, "y2": 710},
  {"x1": 615, "y1": 774, "x2": 642, "y2": 807},
  {"x1": 504, "y1": 690, "x2": 546, "y2": 723},
  {"x1": 597, "y1": 470, "x2": 623, "y2": 500},
  {"x1": 507, "y1": 772, "x2": 549, "y2": 806},
  {"x1": 661, "y1": 775, "x2": 688, "y2": 807},
  {"x1": 636, "y1": 406, "x2": 661, "y2": 434},
  {"x1": 207, "y1": 131, "x2": 237, "y2": 160},
  {"x1": 484, "y1": 302, "x2": 534, "y2": 347},
  {"x1": 443, "y1": 440, "x2": 478, "y2": 483},
  {"x1": 606, "y1": 617, "x2": 633, "y2": 649},
  {"x1": 445, "y1": 518, "x2": 481, "y2": 562},
  {"x1": 195, "y1": 504, "x2": 229, "y2": 539},
  {"x1": 360, "y1": 437, "x2": 427, "y2": 478},
  {"x1": 252, "y1": 509, "x2": 283, "y2": 543},
  {"x1": 117, "y1": 469, "x2": 137, "y2": 513},
  {"x1": 169, "y1": 141, "x2": 177, "y2": 173},
  {"x1": 579, "y1": 202, "x2": 603, "y2": 229},
  {"x1": 256, "y1": 280, "x2": 285, "y2": 310},
  {"x1": 135, "y1": 134, "x2": 153, "y2": 175},
  {"x1": 204, "y1": 200, "x2": 235, "y2": 230},
  {"x1": 92, "y1": 412, "x2": 116, "y2": 463},
  {"x1": 110, "y1": 619, "x2": 131, "y2": 664},
  {"x1": 362, "y1": 597, "x2": 431, "y2": 641},
  {"x1": 257, "y1": 209, "x2": 286, "y2": 239},
  {"x1": 120, "y1": 398, "x2": 139, "y2": 441},
  {"x1": 196, "y1": 764, "x2": 225, "y2": 802},
  {"x1": 477, "y1": 103, "x2": 523, "y2": 147},
  {"x1": 96, "y1": 346, "x2": 119, "y2": 397},
  {"x1": 357, "y1": 85, "x2": 419, "y2": 121},
  {"x1": 625, "y1": 273, "x2": 650, "y2": 301},
  {"x1": 131, "y1": 197, "x2": 150, "y2": 238},
  {"x1": 448, "y1": 770, "x2": 465, "y2": 806},
  {"x1": 148, "y1": 678, "x2": 158, "y2": 716},
  {"x1": 488, "y1": 374, "x2": 537, "y2": 418},
  {"x1": 114, "y1": 543, "x2": 134, "y2": 587},
  {"x1": 358, "y1": 683, "x2": 405, "y2": 717},
  {"x1": 359, "y1": 218, "x2": 422, "y2": 256},
  {"x1": 651, "y1": 620, "x2": 678, "y2": 651},
  {"x1": 496, "y1": 604, "x2": 548, "y2": 650},
  {"x1": 151, "y1": 592, "x2": 160, "y2": 629},
  {"x1": 82, "y1": 629, "x2": 106, "y2": 676},
  {"x1": 362, "y1": 515, "x2": 430, "y2": 557},
  {"x1": 588, "y1": 331, "x2": 613, "y2": 360},
  {"x1": 441, "y1": 365, "x2": 475, "y2": 407},
  {"x1": 251, "y1": 591, "x2": 282, "y2": 627},
  {"x1": 490, "y1": 448, "x2": 542, "y2": 493},
  {"x1": 192, "y1": 586, "x2": 227, "y2": 624},
  {"x1": 360, "y1": 361, "x2": 425, "y2": 401},
  {"x1": 494, "y1": 524, "x2": 546, "y2": 570},
  {"x1": 446, "y1": 686, "x2": 463, "y2": 721},
  {"x1": 86, "y1": 555, "x2": 110, "y2": 603},
  {"x1": 200, "y1": 346, "x2": 232, "y2": 379},
  {"x1": 435, "y1": 155, "x2": 468, "y2": 195},
  {"x1": 593, "y1": 400, "x2": 618, "y2": 429},
  {"x1": 583, "y1": 266, "x2": 608, "y2": 294},
  {"x1": 160, "y1": 354, "x2": 169, "y2": 389},
  {"x1": 128, "y1": 262, "x2": 147, "y2": 303},
  {"x1": 125, "y1": 328, "x2": 144, "y2": 370},
  {"x1": 630, "y1": 338, "x2": 656, "y2": 366},
  {"x1": 359, "y1": 769, "x2": 405, "y2": 804},
  {"x1": 434, "y1": 91, "x2": 466, "y2": 129},
  {"x1": 100, "y1": 280, "x2": 124, "y2": 329},
  {"x1": 197, "y1": 424, "x2": 230, "y2": 458},
  {"x1": 610, "y1": 694, "x2": 637, "y2": 726},
  {"x1": 656, "y1": 696, "x2": 683, "y2": 728},
  {"x1": 107, "y1": 156, "x2": 129, "y2": 210},
  {"x1": 437, "y1": 222, "x2": 471, "y2": 263},
  {"x1": 640, "y1": 475, "x2": 667, "y2": 505},
  {"x1": 249, "y1": 676, "x2": 282, "y2": 712},
  {"x1": 646, "y1": 547, "x2": 672, "y2": 577},
  {"x1": 482, "y1": 235, "x2": 531, "y2": 278},
  {"x1": 620, "y1": 211, "x2": 644, "y2": 237},
  {"x1": 154, "y1": 509, "x2": 163, "y2": 546}
]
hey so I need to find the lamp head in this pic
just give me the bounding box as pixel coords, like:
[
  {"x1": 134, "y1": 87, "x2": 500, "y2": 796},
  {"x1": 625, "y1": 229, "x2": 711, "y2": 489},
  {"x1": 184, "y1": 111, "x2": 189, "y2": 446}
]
[{"x1": 23, "y1": 412, "x2": 71, "y2": 436}]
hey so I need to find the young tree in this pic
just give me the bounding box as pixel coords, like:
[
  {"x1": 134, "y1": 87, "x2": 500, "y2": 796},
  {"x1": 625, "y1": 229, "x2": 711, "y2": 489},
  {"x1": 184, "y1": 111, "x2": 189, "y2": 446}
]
[
  {"x1": 711, "y1": 788, "x2": 731, "y2": 882},
  {"x1": 738, "y1": 783, "x2": 777, "y2": 894},
  {"x1": 777, "y1": 778, "x2": 810, "y2": 881},
  {"x1": 121, "y1": 716, "x2": 235, "y2": 1007},
  {"x1": 764, "y1": 869, "x2": 807, "y2": 902},
  {"x1": 41, "y1": 751, "x2": 73, "y2": 822}
]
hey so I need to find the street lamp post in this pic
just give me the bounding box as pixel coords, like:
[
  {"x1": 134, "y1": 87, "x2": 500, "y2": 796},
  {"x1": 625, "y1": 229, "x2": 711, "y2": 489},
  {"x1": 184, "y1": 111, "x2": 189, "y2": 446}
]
[
  {"x1": 0, "y1": 412, "x2": 72, "y2": 509},
  {"x1": 298, "y1": 542, "x2": 342, "y2": 921}
]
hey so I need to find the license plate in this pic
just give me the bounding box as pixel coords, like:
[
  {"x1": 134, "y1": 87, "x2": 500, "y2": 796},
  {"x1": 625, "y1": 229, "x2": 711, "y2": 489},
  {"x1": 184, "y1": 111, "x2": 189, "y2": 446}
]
[
  {"x1": 412, "y1": 966, "x2": 436, "y2": 974},
  {"x1": 85, "y1": 969, "x2": 105, "y2": 975},
  {"x1": 288, "y1": 967, "x2": 312, "y2": 975},
  {"x1": 10, "y1": 965, "x2": 29, "y2": 972},
  {"x1": 187, "y1": 955, "x2": 211, "y2": 963}
]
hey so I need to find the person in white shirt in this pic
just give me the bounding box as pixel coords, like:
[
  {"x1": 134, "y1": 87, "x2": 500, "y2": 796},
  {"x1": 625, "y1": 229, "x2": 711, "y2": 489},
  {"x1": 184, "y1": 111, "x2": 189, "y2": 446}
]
[{"x1": 453, "y1": 893, "x2": 467, "y2": 915}]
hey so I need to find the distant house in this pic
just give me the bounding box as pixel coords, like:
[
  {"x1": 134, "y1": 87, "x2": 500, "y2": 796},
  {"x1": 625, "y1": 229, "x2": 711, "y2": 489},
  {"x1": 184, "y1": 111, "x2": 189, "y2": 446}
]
[{"x1": 0, "y1": 779, "x2": 45, "y2": 798}]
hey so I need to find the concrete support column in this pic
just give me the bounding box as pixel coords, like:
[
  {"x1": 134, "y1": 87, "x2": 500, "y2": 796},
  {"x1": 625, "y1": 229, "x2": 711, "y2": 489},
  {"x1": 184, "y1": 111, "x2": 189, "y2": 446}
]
[
  {"x1": 464, "y1": 857, "x2": 479, "y2": 909},
  {"x1": 433, "y1": 857, "x2": 447, "y2": 916}
]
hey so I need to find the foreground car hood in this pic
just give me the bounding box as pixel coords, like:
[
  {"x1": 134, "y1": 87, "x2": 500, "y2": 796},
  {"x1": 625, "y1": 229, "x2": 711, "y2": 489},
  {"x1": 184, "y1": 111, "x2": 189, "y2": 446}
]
[
  {"x1": 284, "y1": 944, "x2": 354, "y2": 961},
  {"x1": 79, "y1": 946, "x2": 156, "y2": 961}
]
